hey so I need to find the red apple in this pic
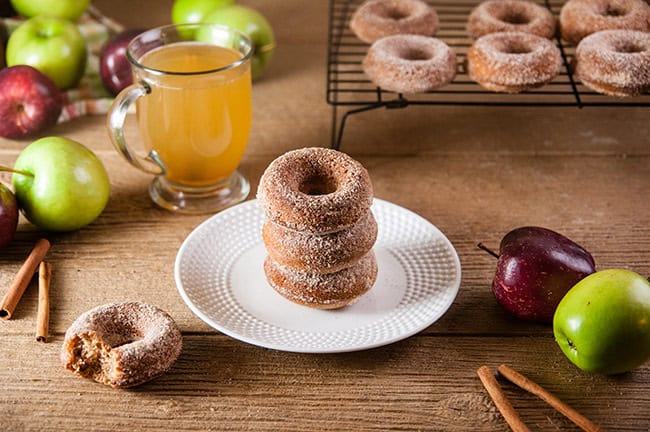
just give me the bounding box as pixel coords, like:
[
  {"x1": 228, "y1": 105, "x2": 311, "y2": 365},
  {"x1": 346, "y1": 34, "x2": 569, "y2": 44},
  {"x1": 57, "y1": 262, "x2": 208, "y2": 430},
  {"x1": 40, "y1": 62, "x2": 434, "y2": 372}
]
[
  {"x1": 484, "y1": 226, "x2": 596, "y2": 323},
  {"x1": 99, "y1": 29, "x2": 144, "y2": 96},
  {"x1": 0, "y1": 65, "x2": 63, "y2": 139},
  {"x1": 0, "y1": 182, "x2": 18, "y2": 249}
]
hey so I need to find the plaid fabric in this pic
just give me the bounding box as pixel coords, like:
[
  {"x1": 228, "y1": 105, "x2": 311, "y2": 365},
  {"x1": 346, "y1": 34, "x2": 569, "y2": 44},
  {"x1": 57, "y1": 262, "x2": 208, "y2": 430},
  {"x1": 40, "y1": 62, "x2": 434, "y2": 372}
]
[{"x1": 3, "y1": 8, "x2": 125, "y2": 123}]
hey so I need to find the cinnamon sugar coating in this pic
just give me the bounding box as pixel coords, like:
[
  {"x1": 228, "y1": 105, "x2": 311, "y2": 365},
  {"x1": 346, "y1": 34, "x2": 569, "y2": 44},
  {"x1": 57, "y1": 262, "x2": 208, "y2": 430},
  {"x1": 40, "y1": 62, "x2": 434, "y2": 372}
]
[
  {"x1": 467, "y1": 31, "x2": 562, "y2": 93},
  {"x1": 560, "y1": 0, "x2": 650, "y2": 45},
  {"x1": 264, "y1": 252, "x2": 378, "y2": 310},
  {"x1": 350, "y1": 0, "x2": 439, "y2": 44},
  {"x1": 575, "y1": 30, "x2": 650, "y2": 96},
  {"x1": 467, "y1": 0, "x2": 556, "y2": 39},
  {"x1": 257, "y1": 147, "x2": 373, "y2": 235},
  {"x1": 61, "y1": 302, "x2": 182, "y2": 388},
  {"x1": 263, "y1": 210, "x2": 378, "y2": 274},
  {"x1": 363, "y1": 34, "x2": 457, "y2": 93}
]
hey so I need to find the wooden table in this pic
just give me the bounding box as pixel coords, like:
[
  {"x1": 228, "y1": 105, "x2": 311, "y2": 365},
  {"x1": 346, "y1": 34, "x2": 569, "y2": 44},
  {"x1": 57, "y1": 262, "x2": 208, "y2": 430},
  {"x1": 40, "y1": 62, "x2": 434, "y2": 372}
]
[{"x1": 2, "y1": 1, "x2": 649, "y2": 430}]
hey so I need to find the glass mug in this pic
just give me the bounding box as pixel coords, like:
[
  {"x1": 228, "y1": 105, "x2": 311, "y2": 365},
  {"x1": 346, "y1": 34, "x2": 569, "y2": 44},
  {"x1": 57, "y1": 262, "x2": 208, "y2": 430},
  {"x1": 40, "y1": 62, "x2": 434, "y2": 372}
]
[{"x1": 107, "y1": 24, "x2": 253, "y2": 214}]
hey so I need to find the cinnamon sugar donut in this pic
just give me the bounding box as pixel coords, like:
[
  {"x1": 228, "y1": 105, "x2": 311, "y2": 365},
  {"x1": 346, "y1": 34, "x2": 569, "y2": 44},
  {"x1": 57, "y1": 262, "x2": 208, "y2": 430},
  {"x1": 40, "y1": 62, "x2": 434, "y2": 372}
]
[
  {"x1": 467, "y1": 32, "x2": 562, "y2": 93},
  {"x1": 61, "y1": 302, "x2": 182, "y2": 389},
  {"x1": 467, "y1": 0, "x2": 556, "y2": 39},
  {"x1": 350, "y1": 0, "x2": 439, "y2": 44},
  {"x1": 264, "y1": 252, "x2": 378, "y2": 309},
  {"x1": 560, "y1": 0, "x2": 650, "y2": 45},
  {"x1": 263, "y1": 210, "x2": 378, "y2": 274},
  {"x1": 574, "y1": 30, "x2": 650, "y2": 96},
  {"x1": 363, "y1": 34, "x2": 457, "y2": 93},
  {"x1": 257, "y1": 147, "x2": 373, "y2": 234}
]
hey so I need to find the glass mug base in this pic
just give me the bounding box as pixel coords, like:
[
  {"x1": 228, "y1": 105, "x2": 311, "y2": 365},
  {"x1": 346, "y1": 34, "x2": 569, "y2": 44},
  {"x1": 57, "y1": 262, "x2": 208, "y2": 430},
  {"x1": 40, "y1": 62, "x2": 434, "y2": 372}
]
[{"x1": 149, "y1": 171, "x2": 250, "y2": 215}]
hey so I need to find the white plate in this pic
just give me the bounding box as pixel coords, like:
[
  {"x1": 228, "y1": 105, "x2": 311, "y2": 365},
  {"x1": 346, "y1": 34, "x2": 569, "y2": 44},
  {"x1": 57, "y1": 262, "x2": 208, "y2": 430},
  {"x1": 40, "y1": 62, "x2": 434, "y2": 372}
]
[{"x1": 175, "y1": 199, "x2": 461, "y2": 353}]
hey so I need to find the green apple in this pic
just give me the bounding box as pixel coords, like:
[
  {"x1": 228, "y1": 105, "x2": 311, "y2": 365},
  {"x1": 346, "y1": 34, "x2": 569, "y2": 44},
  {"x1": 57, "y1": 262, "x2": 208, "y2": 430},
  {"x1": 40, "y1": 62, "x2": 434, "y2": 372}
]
[
  {"x1": 203, "y1": 5, "x2": 275, "y2": 80},
  {"x1": 6, "y1": 16, "x2": 87, "y2": 90},
  {"x1": 10, "y1": 0, "x2": 90, "y2": 21},
  {"x1": 553, "y1": 269, "x2": 650, "y2": 375},
  {"x1": 11, "y1": 137, "x2": 110, "y2": 232},
  {"x1": 172, "y1": 0, "x2": 235, "y2": 25}
]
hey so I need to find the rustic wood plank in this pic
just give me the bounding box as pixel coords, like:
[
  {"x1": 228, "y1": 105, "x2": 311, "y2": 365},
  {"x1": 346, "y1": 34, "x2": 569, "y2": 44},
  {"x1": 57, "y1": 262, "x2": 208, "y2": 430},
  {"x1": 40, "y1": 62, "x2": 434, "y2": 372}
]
[{"x1": 1, "y1": 335, "x2": 647, "y2": 431}]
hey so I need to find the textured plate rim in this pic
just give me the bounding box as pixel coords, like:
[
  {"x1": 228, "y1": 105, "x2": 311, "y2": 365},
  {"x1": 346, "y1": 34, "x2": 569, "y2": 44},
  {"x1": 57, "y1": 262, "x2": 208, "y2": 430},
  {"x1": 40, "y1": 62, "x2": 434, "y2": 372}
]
[{"x1": 174, "y1": 198, "x2": 461, "y2": 353}]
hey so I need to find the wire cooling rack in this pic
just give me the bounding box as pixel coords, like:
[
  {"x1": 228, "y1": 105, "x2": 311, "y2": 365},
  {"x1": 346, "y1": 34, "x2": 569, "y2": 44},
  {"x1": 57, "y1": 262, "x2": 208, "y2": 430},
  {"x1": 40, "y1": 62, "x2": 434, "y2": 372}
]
[{"x1": 326, "y1": 0, "x2": 650, "y2": 149}]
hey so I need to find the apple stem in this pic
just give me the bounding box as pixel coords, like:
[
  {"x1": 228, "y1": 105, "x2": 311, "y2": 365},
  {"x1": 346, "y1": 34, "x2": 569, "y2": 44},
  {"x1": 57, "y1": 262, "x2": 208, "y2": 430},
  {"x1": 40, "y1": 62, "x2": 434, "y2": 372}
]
[
  {"x1": 477, "y1": 243, "x2": 500, "y2": 259},
  {"x1": 0, "y1": 165, "x2": 34, "y2": 178}
]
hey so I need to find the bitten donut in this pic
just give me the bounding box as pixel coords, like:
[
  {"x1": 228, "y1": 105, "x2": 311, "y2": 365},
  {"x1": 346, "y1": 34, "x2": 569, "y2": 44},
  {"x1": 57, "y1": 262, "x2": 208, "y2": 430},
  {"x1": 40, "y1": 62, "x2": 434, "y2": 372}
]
[
  {"x1": 574, "y1": 30, "x2": 650, "y2": 96},
  {"x1": 467, "y1": 32, "x2": 562, "y2": 93},
  {"x1": 350, "y1": 0, "x2": 439, "y2": 43},
  {"x1": 264, "y1": 252, "x2": 378, "y2": 309},
  {"x1": 257, "y1": 147, "x2": 373, "y2": 234},
  {"x1": 61, "y1": 302, "x2": 182, "y2": 389},
  {"x1": 263, "y1": 210, "x2": 378, "y2": 274},
  {"x1": 467, "y1": 0, "x2": 556, "y2": 39},
  {"x1": 363, "y1": 34, "x2": 457, "y2": 93},
  {"x1": 560, "y1": 0, "x2": 650, "y2": 45}
]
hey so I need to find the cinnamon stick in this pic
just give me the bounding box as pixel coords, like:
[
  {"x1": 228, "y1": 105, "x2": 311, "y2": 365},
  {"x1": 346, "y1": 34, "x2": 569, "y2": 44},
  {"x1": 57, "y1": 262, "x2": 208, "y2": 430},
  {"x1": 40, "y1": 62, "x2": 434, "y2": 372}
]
[
  {"x1": 498, "y1": 364, "x2": 603, "y2": 432},
  {"x1": 36, "y1": 261, "x2": 52, "y2": 343},
  {"x1": 477, "y1": 365, "x2": 530, "y2": 432},
  {"x1": 0, "y1": 238, "x2": 51, "y2": 320}
]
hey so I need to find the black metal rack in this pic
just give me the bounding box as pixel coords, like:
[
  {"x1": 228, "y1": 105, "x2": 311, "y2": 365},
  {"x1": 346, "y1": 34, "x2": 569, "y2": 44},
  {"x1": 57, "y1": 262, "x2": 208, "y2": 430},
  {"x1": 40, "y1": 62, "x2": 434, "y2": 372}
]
[{"x1": 326, "y1": 0, "x2": 650, "y2": 150}]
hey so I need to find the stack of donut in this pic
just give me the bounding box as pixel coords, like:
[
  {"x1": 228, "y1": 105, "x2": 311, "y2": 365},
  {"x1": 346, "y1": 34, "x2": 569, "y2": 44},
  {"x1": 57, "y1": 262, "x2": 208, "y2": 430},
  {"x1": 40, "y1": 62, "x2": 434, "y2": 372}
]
[{"x1": 257, "y1": 147, "x2": 378, "y2": 309}]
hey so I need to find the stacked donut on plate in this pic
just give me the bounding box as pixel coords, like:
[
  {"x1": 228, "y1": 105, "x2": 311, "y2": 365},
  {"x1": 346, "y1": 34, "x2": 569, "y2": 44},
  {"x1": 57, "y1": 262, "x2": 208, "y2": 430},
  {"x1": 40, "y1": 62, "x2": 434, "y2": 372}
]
[
  {"x1": 351, "y1": 0, "x2": 457, "y2": 93},
  {"x1": 257, "y1": 147, "x2": 378, "y2": 309}
]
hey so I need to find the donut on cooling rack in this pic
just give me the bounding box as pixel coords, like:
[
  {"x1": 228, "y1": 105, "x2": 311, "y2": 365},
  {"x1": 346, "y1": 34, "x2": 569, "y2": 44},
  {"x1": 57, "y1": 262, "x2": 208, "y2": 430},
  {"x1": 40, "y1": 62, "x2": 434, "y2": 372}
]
[
  {"x1": 574, "y1": 29, "x2": 650, "y2": 96},
  {"x1": 560, "y1": 0, "x2": 650, "y2": 45},
  {"x1": 61, "y1": 302, "x2": 182, "y2": 388},
  {"x1": 264, "y1": 252, "x2": 378, "y2": 310},
  {"x1": 467, "y1": 31, "x2": 563, "y2": 93},
  {"x1": 263, "y1": 210, "x2": 378, "y2": 274},
  {"x1": 362, "y1": 34, "x2": 457, "y2": 93},
  {"x1": 467, "y1": 0, "x2": 556, "y2": 39},
  {"x1": 257, "y1": 147, "x2": 373, "y2": 235},
  {"x1": 350, "y1": 0, "x2": 439, "y2": 43}
]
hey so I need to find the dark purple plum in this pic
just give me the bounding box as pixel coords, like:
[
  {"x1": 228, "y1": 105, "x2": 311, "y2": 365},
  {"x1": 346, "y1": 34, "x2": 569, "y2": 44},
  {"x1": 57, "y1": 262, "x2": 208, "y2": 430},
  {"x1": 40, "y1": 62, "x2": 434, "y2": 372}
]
[
  {"x1": 489, "y1": 226, "x2": 596, "y2": 323},
  {"x1": 99, "y1": 29, "x2": 144, "y2": 96},
  {"x1": 0, "y1": 183, "x2": 18, "y2": 249}
]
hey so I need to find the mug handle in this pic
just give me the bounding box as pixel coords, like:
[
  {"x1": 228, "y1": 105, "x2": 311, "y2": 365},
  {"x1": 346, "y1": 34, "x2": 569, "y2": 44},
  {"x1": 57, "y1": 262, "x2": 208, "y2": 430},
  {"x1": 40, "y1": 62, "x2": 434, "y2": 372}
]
[{"x1": 107, "y1": 81, "x2": 166, "y2": 175}]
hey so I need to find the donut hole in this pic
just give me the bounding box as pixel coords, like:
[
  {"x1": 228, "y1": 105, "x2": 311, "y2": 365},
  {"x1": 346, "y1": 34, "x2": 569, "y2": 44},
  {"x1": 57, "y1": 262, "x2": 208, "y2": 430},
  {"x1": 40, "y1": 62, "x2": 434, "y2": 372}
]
[
  {"x1": 299, "y1": 173, "x2": 338, "y2": 196},
  {"x1": 379, "y1": 5, "x2": 413, "y2": 21},
  {"x1": 500, "y1": 11, "x2": 531, "y2": 25},
  {"x1": 398, "y1": 46, "x2": 434, "y2": 61},
  {"x1": 601, "y1": 5, "x2": 628, "y2": 17},
  {"x1": 498, "y1": 41, "x2": 533, "y2": 55},
  {"x1": 614, "y1": 42, "x2": 646, "y2": 53}
]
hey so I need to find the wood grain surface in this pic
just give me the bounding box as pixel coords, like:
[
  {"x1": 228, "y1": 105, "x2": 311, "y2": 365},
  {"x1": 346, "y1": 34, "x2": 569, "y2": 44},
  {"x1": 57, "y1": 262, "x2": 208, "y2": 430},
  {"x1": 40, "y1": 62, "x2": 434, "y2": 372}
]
[{"x1": 1, "y1": 1, "x2": 649, "y2": 430}]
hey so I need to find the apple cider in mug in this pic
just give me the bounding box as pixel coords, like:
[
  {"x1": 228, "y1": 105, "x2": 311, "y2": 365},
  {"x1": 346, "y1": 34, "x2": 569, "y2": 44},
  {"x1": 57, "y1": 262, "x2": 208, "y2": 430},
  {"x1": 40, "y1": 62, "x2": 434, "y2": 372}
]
[{"x1": 136, "y1": 42, "x2": 251, "y2": 187}]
